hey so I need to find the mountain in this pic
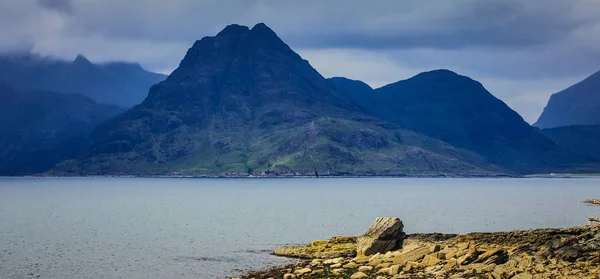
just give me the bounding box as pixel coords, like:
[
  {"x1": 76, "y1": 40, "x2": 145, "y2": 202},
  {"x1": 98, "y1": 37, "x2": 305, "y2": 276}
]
[
  {"x1": 0, "y1": 53, "x2": 167, "y2": 107},
  {"x1": 332, "y1": 70, "x2": 580, "y2": 172},
  {"x1": 542, "y1": 124, "x2": 600, "y2": 161},
  {"x1": 53, "y1": 23, "x2": 508, "y2": 177},
  {"x1": 0, "y1": 84, "x2": 123, "y2": 175},
  {"x1": 535, "y1": 70, "x2": 600, "y2": 128}
]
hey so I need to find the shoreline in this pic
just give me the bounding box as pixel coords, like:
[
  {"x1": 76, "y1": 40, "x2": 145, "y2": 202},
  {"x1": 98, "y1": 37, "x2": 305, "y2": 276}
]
[
  {"x1": 3, "y1": 174, "x2": 589, "y2": 179},
  {"x1": 5, "y1": 172, "x2": 600, "y2": 179},
  {"x1": 6, "y1": 174, "x2": 518, "y2": 179},
  {"x1": 236, "y1": 218, "x2": 600, "y2": 279}
]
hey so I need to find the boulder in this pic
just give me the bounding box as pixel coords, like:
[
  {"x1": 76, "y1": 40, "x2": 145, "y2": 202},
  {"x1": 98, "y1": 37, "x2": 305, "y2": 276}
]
[
  {"x1": 350, "y1": 272, "x2": 369, "y2": 279},
  {"x1": 474, "y1": 247, "x2": 508, "y2": 265},
  {"x1": 589, "y1": 217, "x2": 600, "y2": 227},
  {"x1": 356, "y1": 217, "x2": 405, "y2": 256}
]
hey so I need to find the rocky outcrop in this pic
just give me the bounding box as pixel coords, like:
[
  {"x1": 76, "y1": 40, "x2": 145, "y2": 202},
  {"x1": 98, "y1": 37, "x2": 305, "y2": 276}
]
[
  {"x1": 241, "y1": 217, "x2": 600, "y2": 279},
  {"x1": 273, "y1": 236, "x2": 357, "y2": 259},
  {"x1": 356, "y1": 217, "x2": 405, "y2": 257},
  {"x1": 585, "y1": 199, "x2": 600, "y2": 206},
  {"x1": 590, "y1": 217, "x2": 600, "y2": 227}
]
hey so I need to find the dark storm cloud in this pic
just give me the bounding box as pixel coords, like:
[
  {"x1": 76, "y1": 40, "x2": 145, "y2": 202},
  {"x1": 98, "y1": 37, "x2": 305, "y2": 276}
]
[
  {"x1": 59, "y1": 0, "x2": 595, "y2": 50},
  {"x1": 284, "y1": 1, "x2": 585, "y2": 50},
  {"x1": 37, "y1": 0, "x2": 72, "y2": 14},
  {"x1": 1, "y1": 0, "x2": 600, "y2": 122}
]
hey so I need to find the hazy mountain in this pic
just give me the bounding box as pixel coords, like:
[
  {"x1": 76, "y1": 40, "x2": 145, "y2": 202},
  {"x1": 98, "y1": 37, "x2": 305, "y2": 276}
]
[
  {"x1": 332, "y1": 70, "x2": 580, "y2": 173},
  {"x1": 0, "y1": 53, "x2": 167, "y2": 107},
  {"x1": 0, "y1": 84, "x2": 123, "y2": 175},
  {"x1": 535, "y1": 70, "x2": 600, "y2": 129},
  {"x1": 542, "y1": 124, "x2": 600, "y2": 161},
  {"x1": 53, "y1": 24, "x2": 507, "y2": 177}
]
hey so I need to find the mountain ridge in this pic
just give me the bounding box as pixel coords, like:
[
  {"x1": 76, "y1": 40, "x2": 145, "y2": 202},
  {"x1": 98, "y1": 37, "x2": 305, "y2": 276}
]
[
  {"x1": 52, "y1": 23, "x2": 511, "y2": 177},
  {"x1": 0, "y1": 84, "x2": 124, "y2": 175},
  {"x1": 331, "y1": 69, "x2": 583, "y2": 173},
  {"x1": 0, "y1": 52, "x2": 167, "y2": 107}
]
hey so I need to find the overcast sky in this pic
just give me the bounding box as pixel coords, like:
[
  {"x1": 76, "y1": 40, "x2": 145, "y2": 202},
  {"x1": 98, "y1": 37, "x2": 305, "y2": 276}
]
[{"x1": 2, "y1": 0, "x2": 600, "y2": 123}]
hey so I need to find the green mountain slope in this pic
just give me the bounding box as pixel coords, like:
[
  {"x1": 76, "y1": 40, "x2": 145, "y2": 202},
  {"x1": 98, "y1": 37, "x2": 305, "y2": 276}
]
[{"x1": 53, "y1": 24, "x2": 507, "y2": 177}]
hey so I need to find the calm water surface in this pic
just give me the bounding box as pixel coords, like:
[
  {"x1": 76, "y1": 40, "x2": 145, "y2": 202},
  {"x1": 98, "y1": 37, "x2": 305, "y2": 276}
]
[{"x1": 0, "y1": 177, "x2": 599, "y2": 279}]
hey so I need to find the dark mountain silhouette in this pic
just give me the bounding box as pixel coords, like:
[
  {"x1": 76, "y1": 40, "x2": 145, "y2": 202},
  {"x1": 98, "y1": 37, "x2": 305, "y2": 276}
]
[
  {"x1": 332, "y1": 70, "x2": 581, "y2": 173},
  {"x1": 0, "y1": 83, "x2": 123, "y2": 175},
  {"x1": 0, "y1": 53, "x2": 166, "y2": 107},
  {"x1": 535, "y1": 70, "x2": 600, "y2": 129},
  {"x1": 542, "y1": 124, "x2": 600, "y2": 161},
  {"x1": 53, "y1": 24, "x2": 507, "y2": 176}
]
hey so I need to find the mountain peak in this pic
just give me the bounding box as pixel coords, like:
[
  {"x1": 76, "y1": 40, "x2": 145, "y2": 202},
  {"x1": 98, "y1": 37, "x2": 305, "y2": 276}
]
[
  {"x1": 251, "y1": 22, "x2": 271, "y2": 31},
  {"x1": 216, "y1": 24, "x2": 250, "y2": 37},
  {"x1": 249, "y1": 22, "x2": 279, "y2": 39},
  {"x1": 416, "y1": 69, "x2": 459, "y2": 78},
  {"x1": 73, "y1": 54, "x2": 92, "y2": 65}
]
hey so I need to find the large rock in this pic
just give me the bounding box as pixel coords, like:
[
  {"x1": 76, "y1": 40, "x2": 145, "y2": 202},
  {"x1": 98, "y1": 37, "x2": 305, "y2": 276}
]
[{"x1": 357, "y1": 217, "x2": 404, "y2": 256}]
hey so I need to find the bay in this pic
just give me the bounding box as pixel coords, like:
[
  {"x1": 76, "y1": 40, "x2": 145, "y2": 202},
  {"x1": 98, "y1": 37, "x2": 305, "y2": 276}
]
[{"x1": 0, "y1": 177, "x2": 599, "y2": 279}]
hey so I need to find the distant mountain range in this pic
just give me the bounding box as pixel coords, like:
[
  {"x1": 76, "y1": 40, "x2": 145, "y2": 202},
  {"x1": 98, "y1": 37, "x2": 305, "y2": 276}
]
[
  {"x1": 42, "y1": 23, "x2": 592, "y2": 177},
  {"x1": 330, "y1": 71, "x2": 580, "y2": 172},
  {"x1": 0, "y1": 83, "x2": 123, "y2": 175},
  {"x1": 51, "y1": 24, "x2": 510, "y2": 177},
  {"x1": 0, "y1": 53, "x2": 166, "y2": 107},
  {"x1": 1, "y1": 23, "x2": 599, "y2": 176},
  {"x1": 535, "y1": 70, "x2": 600, "y2": 129}
]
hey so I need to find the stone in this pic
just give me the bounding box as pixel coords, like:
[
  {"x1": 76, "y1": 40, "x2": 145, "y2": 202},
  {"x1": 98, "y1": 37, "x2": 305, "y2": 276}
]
[
  {"x1": 555, "y1": 246, "x2": 582, "y2": 262},
  {"x1": 376, "y1": 267, "x2": 390, "y2": 275},
  {"x1": 329, "y1": 236, "x2": 358, "y2": 244},
  {"x1": 358, "y1": 266, "x2": 373, "y2": 272},
  {"x1": 389, "y1": 264, "x2": 402, "y2": 275},
  {"x1": 375, "y1": 262, "x2": 392, "y2": 269},
  {"x1": 293, "y1": 268, "x2": 311, "y2": 276},
  {"x1": 283, "y1": 274, "x2": 296, "y2": 279},
  {"x1": 588, "y1": 217, "x2": 600, "y2": 226},
  {"x1": 457, "y1": 247, "x2": 479, "y2": 265},
  {"x1": 356, "y1": 217, "x2": 404, "y2": 257},
  {"x1": 311, "y1": 240, "x2": 328, "y2": 246},
  {"x1": 350, "y1": 271, "x2": 369, "y2": 279},
  {"x1": 323, "y1": 257, "x2": 344, "y2": 265},
  {"x1": 445, "y1": 258, "x2": 458, "y2": 270},
  {"x1": 421, "y1": 254, "x2": 442, "y2": 266},
  {"x1": 392, "y1": 245, "x2": 430, "y2": 264},
  {"x1": 512, "y1": 272, "x2": 533, "y2": 279},
  {"x1": 518, "y1": 255, "x2": 533, "y2": 268},
  {"x1": 343, "y1": 262, "x2": 358, "y2": 269},
  {"x1": 329, "y1": 263, "x2": 342, "y2": 268},
  {"x1": 474, "y1": 247, "x2": 508, "y2": 265},
  {"x1": 430, "y1": 244, "x2": 442, "y2": 253}
]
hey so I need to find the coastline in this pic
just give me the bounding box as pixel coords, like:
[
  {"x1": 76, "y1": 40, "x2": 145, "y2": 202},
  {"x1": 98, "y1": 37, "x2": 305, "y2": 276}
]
[
  {"x1": 4, "y1": 174, "x2": 527, "y2": 179},
  {"x1": 236, "y1": 218, "x2": 600, "y2": 279},
  {"x1": 11, "y1": 171, "x2": 600, "y2": 179}
]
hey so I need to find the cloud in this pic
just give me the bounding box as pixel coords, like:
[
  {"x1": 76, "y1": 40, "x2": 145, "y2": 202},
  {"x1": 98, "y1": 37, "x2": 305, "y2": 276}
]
[
  {"x1": 37, "y1": 0, "x2": 72, "y2": 14},
  {"x1": 1, "y1": 0, "x2": 599, "y2": 122}
]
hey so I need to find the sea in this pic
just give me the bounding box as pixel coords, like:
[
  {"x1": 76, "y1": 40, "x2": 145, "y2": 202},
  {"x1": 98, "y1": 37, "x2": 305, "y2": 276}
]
[{"x1": 1, "y1": 177, "x2": 599, "y2": 279}]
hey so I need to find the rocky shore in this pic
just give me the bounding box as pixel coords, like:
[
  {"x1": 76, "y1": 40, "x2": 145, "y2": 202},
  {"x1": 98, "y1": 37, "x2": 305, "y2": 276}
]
[
  {"x1": 237, "y1": 217, "x2": 600, "y2": 279},
  {"x1": 586, "y1": 200, "x2": 600, "y2": 206}
]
